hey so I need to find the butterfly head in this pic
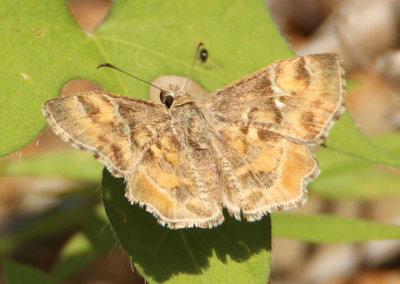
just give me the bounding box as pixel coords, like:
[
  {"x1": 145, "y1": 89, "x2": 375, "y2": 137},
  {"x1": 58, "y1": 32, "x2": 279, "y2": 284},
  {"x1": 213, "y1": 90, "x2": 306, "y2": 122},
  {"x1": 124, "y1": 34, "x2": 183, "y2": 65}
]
[
  {"x1": 160, "y1": 90, "x2": 175, "y2": 108},
  {"x1": 158, "y1": 42, "x2": 205, "y2": 110},
  {"x1": 159, "y1": 88, "x2": 196, "y2": 109}
]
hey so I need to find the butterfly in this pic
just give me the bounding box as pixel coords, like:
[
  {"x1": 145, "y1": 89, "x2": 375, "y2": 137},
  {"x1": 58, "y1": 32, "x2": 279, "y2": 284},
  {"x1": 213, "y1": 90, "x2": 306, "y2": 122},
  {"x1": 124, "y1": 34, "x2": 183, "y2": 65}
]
[{"x1": 43, "y1": 53, "x2": 345, "y2": 229}]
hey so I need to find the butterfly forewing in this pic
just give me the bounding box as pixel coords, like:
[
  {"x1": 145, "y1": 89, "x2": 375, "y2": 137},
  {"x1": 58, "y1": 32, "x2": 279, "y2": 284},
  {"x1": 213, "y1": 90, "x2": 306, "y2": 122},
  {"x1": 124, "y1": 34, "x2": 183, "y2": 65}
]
[
  {"x1": 43, "y1": 90, "x2": 171, "y2": 176},
  {"x1": 205, "y1": 53, "x2": 345, "y2": 145}
]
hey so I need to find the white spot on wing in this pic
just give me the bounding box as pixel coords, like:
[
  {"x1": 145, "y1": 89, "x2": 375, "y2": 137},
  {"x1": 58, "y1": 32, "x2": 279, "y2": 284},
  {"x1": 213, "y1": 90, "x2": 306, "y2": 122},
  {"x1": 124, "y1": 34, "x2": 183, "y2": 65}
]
[
  {"x1": 74, "y1": 96, "x2": 86, "y2": 114},
  {"x1": 274, "y1": 97, "x2": 285, "y2": 108},
  {"x1": 113, "y1": 104, "x2": 122, "y2": 121},
  {"x1": 268, "y1": 69, "x2": 284, "y2": 94}
]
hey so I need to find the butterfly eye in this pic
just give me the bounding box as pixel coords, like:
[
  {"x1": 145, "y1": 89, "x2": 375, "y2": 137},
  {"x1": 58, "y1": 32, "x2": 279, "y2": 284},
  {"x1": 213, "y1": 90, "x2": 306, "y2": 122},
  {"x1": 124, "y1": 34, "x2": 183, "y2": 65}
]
[
  {"x1": 164, "y1": 95, "x2": 174, "y2": 108},
  {"x1": 160, "y1": 90, "x2": 174, "y2": 108}
]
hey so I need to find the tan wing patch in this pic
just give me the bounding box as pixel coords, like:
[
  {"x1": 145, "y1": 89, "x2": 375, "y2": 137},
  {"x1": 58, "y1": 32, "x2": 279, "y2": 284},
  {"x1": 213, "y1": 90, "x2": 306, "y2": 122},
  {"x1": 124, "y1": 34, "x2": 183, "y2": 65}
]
[
  {"x1": 213, "y1": 124, "x2": 318, "y2": 220},
  {"x1": 268, "y1": 54, "x2": 345, "y2": 143}
]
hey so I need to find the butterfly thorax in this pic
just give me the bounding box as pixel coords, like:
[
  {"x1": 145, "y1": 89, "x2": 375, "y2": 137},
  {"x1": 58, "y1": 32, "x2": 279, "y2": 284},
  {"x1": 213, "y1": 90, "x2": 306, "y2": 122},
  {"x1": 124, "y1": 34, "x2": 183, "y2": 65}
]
[
  {"x1": 169, "y1": 96, "x2": 212, "y2": 151},
  {"x1": 169, "y1": 89, "x2": 197, "y2": 108}
]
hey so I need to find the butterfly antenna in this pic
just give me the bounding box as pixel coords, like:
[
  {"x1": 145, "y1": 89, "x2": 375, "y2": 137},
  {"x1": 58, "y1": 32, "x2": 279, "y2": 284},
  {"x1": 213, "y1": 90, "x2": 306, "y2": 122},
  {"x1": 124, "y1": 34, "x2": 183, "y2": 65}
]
[
  {"x1": 181, "y1": 42, "x2": 204, "y2": 91},
  {"x1": 97, "y1": 63, "x2": 167, "y2": 92}
]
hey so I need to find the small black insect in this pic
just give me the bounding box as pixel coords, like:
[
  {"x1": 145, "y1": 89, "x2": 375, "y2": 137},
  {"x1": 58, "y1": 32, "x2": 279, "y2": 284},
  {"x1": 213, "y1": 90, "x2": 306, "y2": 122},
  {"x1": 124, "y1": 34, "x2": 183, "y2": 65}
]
[{"x1": 199, "y1": 48, "x2": 208, "y2": 62}]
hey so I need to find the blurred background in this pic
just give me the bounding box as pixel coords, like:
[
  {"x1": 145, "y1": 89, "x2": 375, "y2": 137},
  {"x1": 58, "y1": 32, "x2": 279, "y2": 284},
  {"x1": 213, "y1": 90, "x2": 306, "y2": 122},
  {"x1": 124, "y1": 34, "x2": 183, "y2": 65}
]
[{"x1": 1, "y1": 0, "x2": 400, "y2": 283}]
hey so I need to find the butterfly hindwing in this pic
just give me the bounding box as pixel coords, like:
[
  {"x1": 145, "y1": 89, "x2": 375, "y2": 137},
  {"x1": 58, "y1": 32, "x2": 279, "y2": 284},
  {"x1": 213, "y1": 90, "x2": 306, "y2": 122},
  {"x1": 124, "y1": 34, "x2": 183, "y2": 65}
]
[
  {"x1": 126, "y1": 103, "x2": 224, "y2": 228},
  {"x1": 211, "y1": 124, "x2": 318, "y2": 220}
]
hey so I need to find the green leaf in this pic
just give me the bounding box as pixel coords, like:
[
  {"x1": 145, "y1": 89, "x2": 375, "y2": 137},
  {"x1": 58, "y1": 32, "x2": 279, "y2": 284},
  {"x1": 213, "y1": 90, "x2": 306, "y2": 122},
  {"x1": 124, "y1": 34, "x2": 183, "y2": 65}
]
[
  {"x1": 311, "y1": 150, "x2": 400, "y2": 199},
  {"x1": 0, "y1": 1, "x2": 86, "y2": 156},
  {"x1": 325, "y1": 112, "x2": 400, "y2": 166},
  {"x1": 311, "y1": 133, "x2": 400, "y2": 199},
  {"x1": 2, "y1": 258, "x2": 57, "y2": 284},
  {"x1": 272, "y1": 213, "x2": 400, "y2": 242},
  {"x1": 345, "y1": 79, "x2": 360, "y2": 90},
  {"x1": 51, "y1": 206, "x2": 116, "y2": 280},
  {"x1": 0, "y1": 0, "x2": 292, "y2": 155},
  {"x1": 0, "y1": 150, "x2": 102, "y2": 182},
  {"x1": 0, "y1": 206, "x2": 91, "y2": 255},
  {"x1": 373, "y1": 133, "x2": 400, "y2": 154},
  {"x1": 102, "y1": 170, "x2": 271, "y2": 284}
]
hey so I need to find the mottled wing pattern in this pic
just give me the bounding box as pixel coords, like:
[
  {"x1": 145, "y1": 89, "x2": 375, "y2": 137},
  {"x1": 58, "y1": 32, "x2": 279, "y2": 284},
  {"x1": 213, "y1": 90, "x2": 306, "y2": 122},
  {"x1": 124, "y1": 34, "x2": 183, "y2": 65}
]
[
  {"x1": 211, "y1": 124, "x2": 318, "y2": 220},
  {"x1": 205, "y1": 54, "x2": 345, "y2": 145},
  {"x1": 125, "y1": 104, "x2": 223, "y2": 228},
  {"x1": 43, "y1": 90, "x2": 171, "y2": 177},
  {"x1": 201, "y1": 53, "x2": 344, "y2": 219}
]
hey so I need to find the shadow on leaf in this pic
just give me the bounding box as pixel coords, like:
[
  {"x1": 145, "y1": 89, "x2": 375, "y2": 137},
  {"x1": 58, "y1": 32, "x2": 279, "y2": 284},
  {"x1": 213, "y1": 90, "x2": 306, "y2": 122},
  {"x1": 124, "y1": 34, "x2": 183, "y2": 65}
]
[{"x1": 102, "y1": 169, "x2": 271, "y2": 283}]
